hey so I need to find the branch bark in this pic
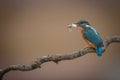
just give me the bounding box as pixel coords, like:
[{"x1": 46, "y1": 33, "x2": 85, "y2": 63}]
[{"x1": 0, "y1": 35, "x2": 120, "y2": 80}]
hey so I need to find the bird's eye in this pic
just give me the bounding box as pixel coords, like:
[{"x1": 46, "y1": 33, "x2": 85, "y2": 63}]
[
  {"x1": 80, "y1": 22, "x2": 89, "y2": 25},
  {"x1": 80, "y1": 22, "x2": 83, "y2": 24}
]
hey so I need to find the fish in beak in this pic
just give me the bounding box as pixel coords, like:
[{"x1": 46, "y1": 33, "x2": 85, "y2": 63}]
[
  {"x1": 67, "y1": 23, "x2": 77, "y2": 32},
  {"x1": 68, "y1": 23, "x2": 77, "y2": 28}
]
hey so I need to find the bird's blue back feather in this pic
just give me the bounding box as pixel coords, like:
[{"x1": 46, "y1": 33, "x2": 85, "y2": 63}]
[
  {"x1": 82, "y1": 25, "x2": 103, "y2": 47},
  {"x1": 81, "y1": 25, "x2": 103, "y2": 56}
]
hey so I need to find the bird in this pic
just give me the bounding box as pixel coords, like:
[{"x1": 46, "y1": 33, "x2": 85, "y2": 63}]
[{"x1": 67, "y1": 19, "x2": 104, "y2": 56}]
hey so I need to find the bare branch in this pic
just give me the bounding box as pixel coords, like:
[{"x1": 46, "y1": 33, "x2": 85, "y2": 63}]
[{"x1": 0, "y1": 35, "x2": 120, "y2": 80}]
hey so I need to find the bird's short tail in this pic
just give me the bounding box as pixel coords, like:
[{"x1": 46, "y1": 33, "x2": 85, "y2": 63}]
[{"x1": 96, "y1": 46, "x2": 102, "y2": 56}]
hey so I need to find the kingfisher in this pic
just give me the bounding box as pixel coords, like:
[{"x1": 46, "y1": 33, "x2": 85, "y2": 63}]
[{"x1": 67, "y1": 19, "x2": 104, "y2": 56}]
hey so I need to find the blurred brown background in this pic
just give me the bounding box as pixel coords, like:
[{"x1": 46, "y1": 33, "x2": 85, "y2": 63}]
[{"x1": 0, "y1": 0, "x2": 120, "y2": 80}]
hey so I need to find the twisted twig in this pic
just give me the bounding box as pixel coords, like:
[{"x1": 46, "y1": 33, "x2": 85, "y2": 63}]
[{"x1": 0, "y1": 35, "x2": 120, "y2": 80}]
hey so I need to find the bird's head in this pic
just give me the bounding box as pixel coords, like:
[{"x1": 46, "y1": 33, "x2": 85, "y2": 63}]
[{"x1": 67, "y1": 19, "x2": 90, "y2": 31}]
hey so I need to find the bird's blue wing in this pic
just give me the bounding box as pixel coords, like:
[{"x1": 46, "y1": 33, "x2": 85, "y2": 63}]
[{"x1": 83, "y1": 27, "x2": 103, "y2": 46}]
